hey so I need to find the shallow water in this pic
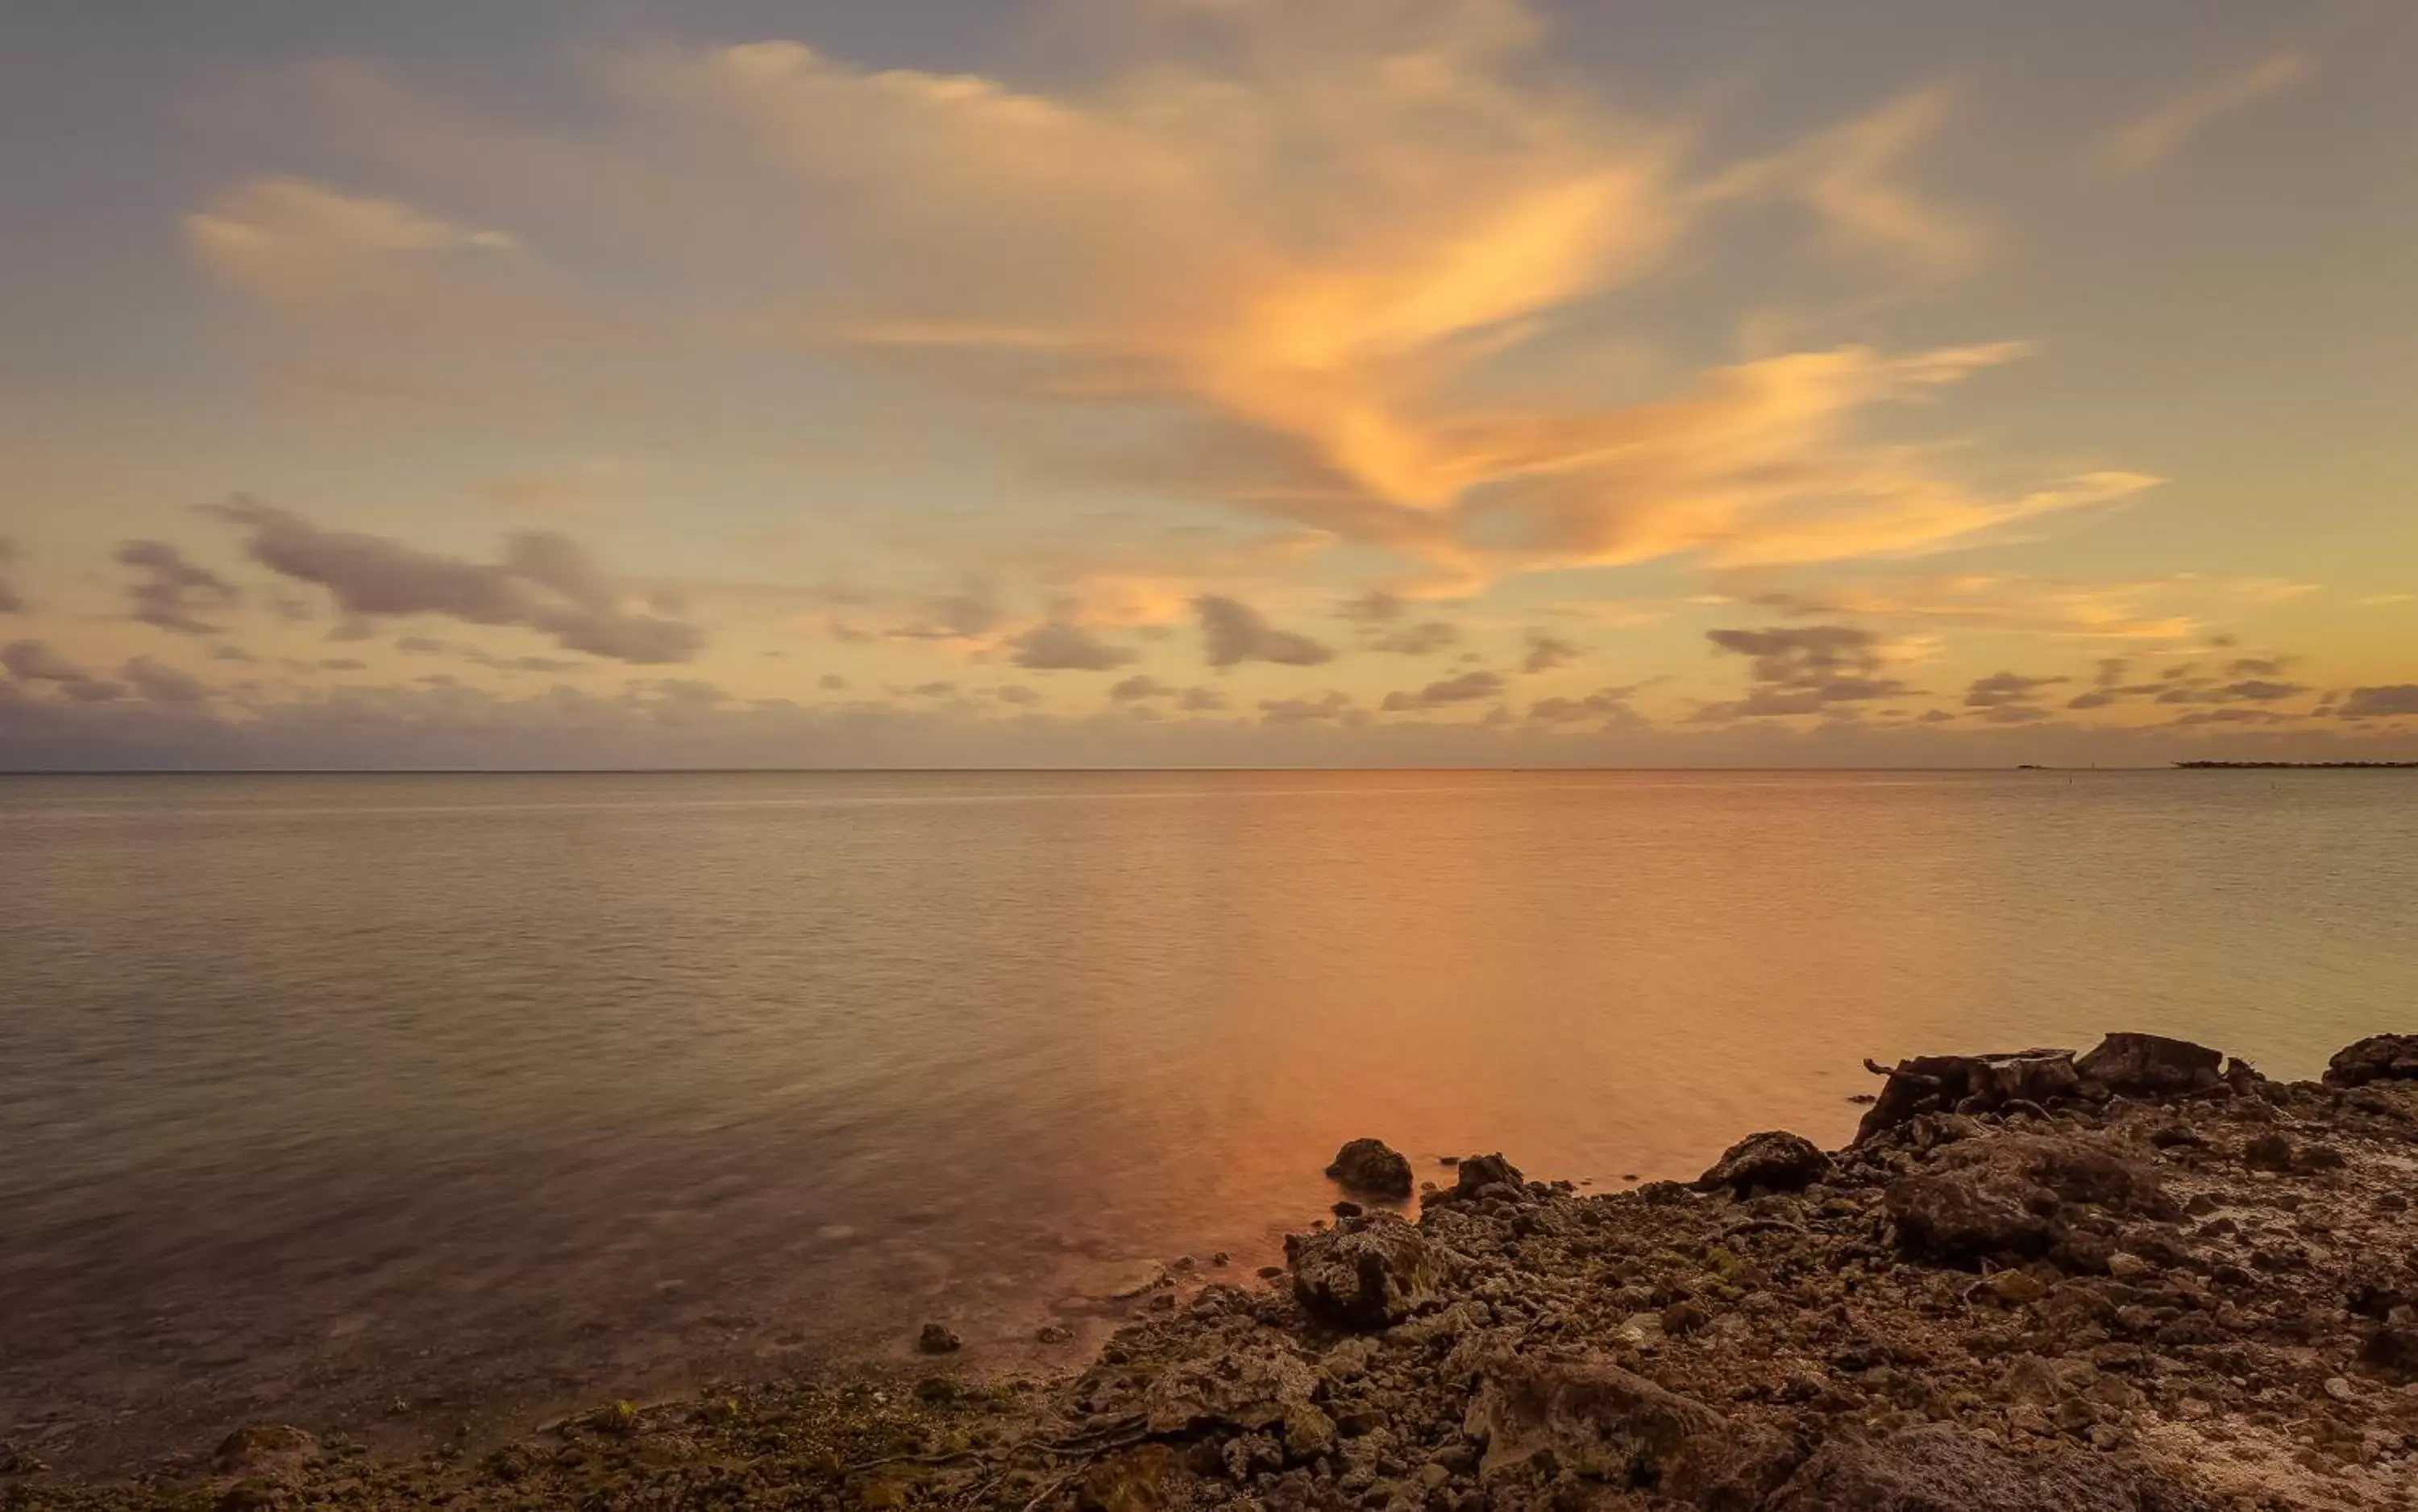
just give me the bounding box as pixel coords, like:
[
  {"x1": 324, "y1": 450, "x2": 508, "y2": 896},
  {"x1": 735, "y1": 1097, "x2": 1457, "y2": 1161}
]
[{"x1": 3, "y1": 769, "x2": 2413, "y2": 1463}]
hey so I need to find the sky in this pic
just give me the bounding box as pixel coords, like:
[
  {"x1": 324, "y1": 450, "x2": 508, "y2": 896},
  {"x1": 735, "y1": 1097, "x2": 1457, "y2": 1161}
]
[{"x1": 2, "y1": 0, "x2": 2413, "y2": 769}]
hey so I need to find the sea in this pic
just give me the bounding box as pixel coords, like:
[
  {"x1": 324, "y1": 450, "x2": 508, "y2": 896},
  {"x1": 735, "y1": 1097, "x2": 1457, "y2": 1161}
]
[{"x1": 3, "y1": 769, "x2": 2412, "y2": 1464}]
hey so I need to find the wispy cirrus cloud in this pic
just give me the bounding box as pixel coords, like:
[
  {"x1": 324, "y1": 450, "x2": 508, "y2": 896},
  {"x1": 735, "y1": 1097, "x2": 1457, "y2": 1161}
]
[
  {"x1": 2096, "y1": 49, "x2": 2315, "y2": 178},
  {"x1": 604, "y1": 2, "x2": 2127, "y2": 585}
]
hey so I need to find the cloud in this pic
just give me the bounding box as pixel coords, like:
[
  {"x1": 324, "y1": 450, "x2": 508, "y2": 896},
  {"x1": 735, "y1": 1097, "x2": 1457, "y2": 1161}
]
[
  {"x1": 2, "y1": 640, "x2": 123, "y2": 702},
  {"x1": 1338, "y1": 590, "x2": 1405, "y2": 625},
  {"x1": 2339, "y1": 685, "x2": 2418, "y2": 720},
  {"x1": 1520, "y1": 629, "x2": 1581, "y2": 673},
  {"x1": 643, "y1": 7, "x2": 2092, "y2": 584},
  {"x1": 0, "y1": 538, "x2": 22, "y2": 613},
  {"x1": 1697, "y1": 624, "x2": 1917, "y2": 720},
  {"x1": 1008, "y1": 618, "x2": 1137, "y2": 671},
  {"x1": 1528, "y1": 684, "x2": 1646, "y2": 727},
  {"x1": 2098, "y1": 50, "x2": 2314, "y2": 178},
  {"x1": 1381, "y1": 669, "x2": 1505, "y2": 712},
  {"x1": 3, "y1": 640, "x2": 93, "y2": 683},
  {"x1": 1258, "y1": 692, "x2": 1359, "y2": 725},
  {"x1": 1699, "y1": 86, "x2": 1984, "y2": 279},
  {"x1": 116, "y1": 540, "x2": 242, "y2": 634},
  {"x1": 1373, "y1": 621, "x2": 1460, "y2": 655},
  {"x1": 1962, "y1": 670, "x2": 2068, "y2": 724},
  {"x1": 1109, "y1": 674, "x2": 1173, "y2": 702},
  {"x1": 185, "y1": 177, "x2": 526, "y2": 312},
  {"x1": 209, "y1": 498, "x2": 705, "y2": 664},
  {"x1": 1739, "y1": 572, "x2": 2208, "y2": 641},
  {"x1": 123, "y1": 656, "x2": 210, "y2": 704},
  {"x1": 1196, "y1": 595, "x2": 1335, "y2": 667},
  {"x1": 890, "y1": 587, "x2": 1005, "y2": 642}
]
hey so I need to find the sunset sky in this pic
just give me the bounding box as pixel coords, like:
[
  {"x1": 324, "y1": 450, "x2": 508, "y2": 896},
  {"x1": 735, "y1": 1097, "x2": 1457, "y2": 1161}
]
[{"x1": 2, "y1": 0, "x2": 2412, "y2": 767}]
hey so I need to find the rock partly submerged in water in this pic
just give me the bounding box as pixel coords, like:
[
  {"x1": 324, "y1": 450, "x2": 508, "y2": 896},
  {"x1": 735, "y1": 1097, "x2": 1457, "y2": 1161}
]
[
  {"x1": 2324, "y1": 1033, "x2": 2418, "y2": 1087},
  {"x1": 1856, "y1": 1032, "x2": 2242, "y2": 1144},
  {"x1": 1323, "y1": 1137, "x2": 1414, "y2": 1198},
  {"x1": 1697, "y1": 1129, "x2": 1834, "y2": 1195},
  {"x1": 1448, "y1": 1150, "x2": 1523, "y2": 1198},
  {"x1": 2075, "y1": 1032, "x2": 2225, "y2": 1098}
]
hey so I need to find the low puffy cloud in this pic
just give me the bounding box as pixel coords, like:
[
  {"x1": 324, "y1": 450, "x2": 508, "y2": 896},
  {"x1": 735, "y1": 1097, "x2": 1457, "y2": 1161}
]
[
  {"x1": 117, "y1": 540, "x2": 242, "y2": 634},
  {"x1": 1373, "y1": 621, "x2": 1460, "y2": 656},
  {"x1": 209, "y1": 498, "x2": 705, "y2": 664},
  {"x1": 1008, "y1": 619, "x2": 1136, "y2": 671},
  {"x1": 1109, "y1": 674, "x2": 1226, "y2": 711},
  {"x1": 1521, "y1": 630, "x2": 1581, "y2": 674},
  {"x1": 0, "y1": 538, "x2": 22, "y2": 613},
  {"x1": 1697, "y1": 624, "x2": 1917, "y2": 720},
  {"x1": 2098, "y1": 50, "x2": 2314, "y2": 178},
  {"x1": 1196, "y1": 596, "x2": 1334, "y2": 668},
  {"x1": 1962, "y1": 670, "x2": 2068, "y2": 724},
  {"x1": 1338, "y1": 591, "x2": 1404, "y2": 625},
  {"x1": 2, "y1": 640, "x2": 123, "y2": 702},
  {"x1": 1528, "y1": 684, "x2": 1646, "y2": 727},
  {"x1": 1381, "y1": 669, "x2": 1504, "y2": 712},
  {"x1": 123, "y1": 656, "x2": 210, "y2": 704},
  {"x1": 2337, "y1": 685, "x2": 2418, "y2": 720}
]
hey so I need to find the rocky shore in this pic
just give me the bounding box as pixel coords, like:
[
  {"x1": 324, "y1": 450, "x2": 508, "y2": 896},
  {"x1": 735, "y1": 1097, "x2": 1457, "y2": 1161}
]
[{"x1": 11, "y1": 1032, "x2": 2416, "y2": 1511}]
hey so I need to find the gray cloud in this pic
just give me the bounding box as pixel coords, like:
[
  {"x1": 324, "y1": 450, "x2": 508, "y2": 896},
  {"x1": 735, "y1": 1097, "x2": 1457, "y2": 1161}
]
[
  {"x1": 888, "y1": 588, "x2": 1003, "y2": 642},
  {"x1": 117, "y1": 539, "x2": 241, "y2": 634},
  {"x1": 1697, "y1": 625, "x2": 1917, "y2": 719},
  {"x1": 123, "y1": 656, "x2": 209, "y2": 704},
  {"x1": 0, "y1": 538, "x2": 23, "y2": 613},
  {"x1": 1381, "y1": 670, "x2": 1505, "y2": 712},
  {"x1": 817, "y1": 673, "x2": 850, "y2": 691},
  {"x1": 1109, "y1": 674, "x2": 1173, "y2": 701},
  {"x1": 1198, "y1": 595, "x2": 1334, "y2": 668},
  {"x1": 1373, "y1": 621, "x2": 1460, "y2": 655},
  {"x1": 991, "y1": 684, "x2": 1041, "y2": 706},
  {"x1": 209, "y1": 498, "x2": 705, "y2": 664},
  {"x1": 1529, "y1": 684, "x2": 1647, "y2": 727},
  {"x1": 2, "y1": 640, "x2": 123, "y2": 702},
  {"x1": 2340, "y1": 684, "x2": 2418, "y2": 719},
  {"x1": 1521, "y1": 630, "x2": 1583, "y2": 674},
  {"x1": 1008, "y1": 619, "x2": 1137, "y2": 671},
  {"x1": 2154, "y1": 677, "x2": 2310, "y2": 707},
  {"x1": 1111, "y1": 675, "x2": 1228, "y2": 712},
  {"x1": 4, "y1": 640, "x2": 92, "y2": 683},
  {"x1": 1963, "y1": 670, "x2": 2068, "y2": 723},
  {"x1": 1338, "y1": 589, "x2": 1403, "y2": 624}
]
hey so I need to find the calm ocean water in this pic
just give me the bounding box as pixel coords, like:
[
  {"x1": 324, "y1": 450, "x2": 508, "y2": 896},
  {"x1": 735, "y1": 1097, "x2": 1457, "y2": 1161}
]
[{"x1": 3, "y1": 769, "x2": 2414, "y2": 1463}]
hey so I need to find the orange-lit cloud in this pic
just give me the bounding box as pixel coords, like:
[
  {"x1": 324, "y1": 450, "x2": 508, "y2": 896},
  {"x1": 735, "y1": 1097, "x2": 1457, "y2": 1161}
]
[
  {"x1": 617, "y1": 5, "x2": 2102, "y2": 586},
  {"x1": 2097, "y1": 49, "x2": 2315, "y2": 178}
]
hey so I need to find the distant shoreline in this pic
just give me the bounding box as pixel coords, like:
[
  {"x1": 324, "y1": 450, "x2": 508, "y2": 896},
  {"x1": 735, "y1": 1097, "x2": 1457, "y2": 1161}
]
[{"x1": 2169, "y1": 760, "x2": 2418, "y2": 770}]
